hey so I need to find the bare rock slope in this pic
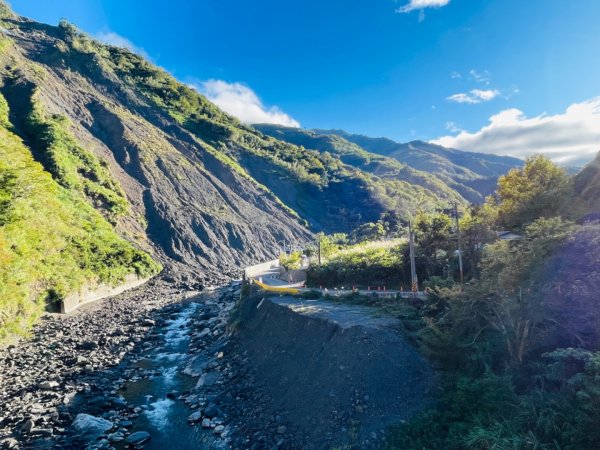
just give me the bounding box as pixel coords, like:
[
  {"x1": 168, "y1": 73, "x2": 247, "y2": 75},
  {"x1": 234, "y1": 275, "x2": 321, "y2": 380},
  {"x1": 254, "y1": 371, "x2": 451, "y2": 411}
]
[{"x1": 0, "y1": 10, "x2": 311, "y2": 283}]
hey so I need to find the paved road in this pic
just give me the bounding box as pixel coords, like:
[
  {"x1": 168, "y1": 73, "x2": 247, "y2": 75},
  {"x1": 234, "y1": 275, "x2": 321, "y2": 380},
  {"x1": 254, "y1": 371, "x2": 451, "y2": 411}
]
[{"x1": 270, "y1": 297, "x2": 400, "y2": 329}]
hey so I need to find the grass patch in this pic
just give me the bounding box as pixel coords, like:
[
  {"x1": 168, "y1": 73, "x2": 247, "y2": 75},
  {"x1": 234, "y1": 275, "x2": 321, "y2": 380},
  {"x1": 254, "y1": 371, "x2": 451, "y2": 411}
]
[{"x1": 24, "y1": 89, "x2": 129, "y2": 221}]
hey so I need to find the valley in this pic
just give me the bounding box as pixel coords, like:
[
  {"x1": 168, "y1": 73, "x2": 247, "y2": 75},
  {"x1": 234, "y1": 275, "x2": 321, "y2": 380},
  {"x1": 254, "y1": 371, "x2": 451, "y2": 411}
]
[{"x1": 2, "y1": 1, "x2": 600, "y2": 449}]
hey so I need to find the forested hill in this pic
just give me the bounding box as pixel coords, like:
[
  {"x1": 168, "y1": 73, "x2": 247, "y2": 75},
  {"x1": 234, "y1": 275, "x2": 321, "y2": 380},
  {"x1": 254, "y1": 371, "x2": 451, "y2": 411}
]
[{"x1": 311, "y1": 127, "x2": 522, "y2": 202}]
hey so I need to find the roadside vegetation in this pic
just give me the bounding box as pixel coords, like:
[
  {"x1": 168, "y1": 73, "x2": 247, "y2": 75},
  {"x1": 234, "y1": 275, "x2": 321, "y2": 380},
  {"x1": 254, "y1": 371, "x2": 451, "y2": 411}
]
[
  {"x1": 0, "y1": 91, "x2": 160, "y2": 341},
  {"x1": 306, "y1": 155, "x2": 600, "y2": 448}
]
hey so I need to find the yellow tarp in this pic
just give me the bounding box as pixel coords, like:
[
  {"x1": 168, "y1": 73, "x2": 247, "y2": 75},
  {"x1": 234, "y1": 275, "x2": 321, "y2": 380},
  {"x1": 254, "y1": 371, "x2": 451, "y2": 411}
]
[{"x1": 253, "y1": 280, "x2": 300, "y2": 295}]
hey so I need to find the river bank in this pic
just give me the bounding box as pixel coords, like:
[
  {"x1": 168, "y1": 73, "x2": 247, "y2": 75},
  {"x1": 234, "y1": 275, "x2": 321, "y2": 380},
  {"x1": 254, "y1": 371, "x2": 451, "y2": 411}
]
[
  {"x1": 0, "y1": 279, "x2": 239, "y2": 450},
  {"x1": 1, "y1": 281, "x2": 437, "y2": 450}
]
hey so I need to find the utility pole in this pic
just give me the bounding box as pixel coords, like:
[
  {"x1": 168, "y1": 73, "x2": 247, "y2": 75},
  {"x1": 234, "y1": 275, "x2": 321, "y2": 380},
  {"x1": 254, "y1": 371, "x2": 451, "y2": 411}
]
[
  {"x1": 453, "y1": 202, "x2": 464, "y2": 288},
  {"x1": 408, "y1": 221, "x2": 418, "y2": 292},
  {"x1": 317, "y1": 237, "x2": 322, "y2": 265}
]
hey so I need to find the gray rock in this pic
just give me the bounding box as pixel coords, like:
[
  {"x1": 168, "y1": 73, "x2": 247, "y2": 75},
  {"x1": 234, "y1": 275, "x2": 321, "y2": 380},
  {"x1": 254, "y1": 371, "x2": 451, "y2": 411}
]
[
  {"x1": 188, "y1": 411, "x2": 202, "y2": 422},
  {"x1": 201, "y1": 418, "x2": 211, "y2": 428},
  {"x1": 277, "y1": 425, "x2": 287, "y2": 435},
  {"x1": 125, "y1": 431, "x2": 150, "y2": 445},
  {"x1": 213, "y1": 425, "x2": 225, "y2": 434},
  {"x1": 71, "y1": 413, "x2": 113, "y2": 440},
  {"x1": 197, "y1": 328, "x2": 211, "y2": 338},
  {"x1": 38, "y1": 380, "x2": 59, "y2": 390},
  {"x1": 203, "y1": 404, "x2": 219, "y2": 419},
  {"x1": 107, "y1": 432, "x2": 125, "y2": 442},
  {"x1": 0, "y1": 438, "x2": 19, "y2": 449},
  {"x1": 79, "y1": 340, "x2": 98, "y2": 350},
  {"x1": 22, "y1": 418, "x2": 35, "y2": 433},
  {"x1": 31, "y1": 428, "x2": 53, "y2": 437}
]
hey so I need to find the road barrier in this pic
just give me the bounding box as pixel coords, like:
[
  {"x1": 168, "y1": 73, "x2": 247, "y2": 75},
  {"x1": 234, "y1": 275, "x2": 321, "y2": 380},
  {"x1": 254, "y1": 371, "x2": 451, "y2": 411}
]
[
  {"x1": 252, "y1": 280, "x2": 301, "y2": 295},
  {"x1": 244, "y1": 259, "x2": 280, "y2": 280}
]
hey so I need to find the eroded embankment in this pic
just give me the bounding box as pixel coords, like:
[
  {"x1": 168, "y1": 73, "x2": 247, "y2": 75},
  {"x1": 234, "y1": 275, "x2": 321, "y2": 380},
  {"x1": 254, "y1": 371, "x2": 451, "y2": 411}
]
[{"x1": 226, "y1": 294, "x2": 437, "y2": 449}]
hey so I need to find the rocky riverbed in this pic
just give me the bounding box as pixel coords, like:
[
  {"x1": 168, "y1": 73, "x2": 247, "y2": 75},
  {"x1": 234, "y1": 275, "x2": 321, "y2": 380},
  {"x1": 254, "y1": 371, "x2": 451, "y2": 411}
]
[
  {"x1": 0, "y1": 278, "x2": 240, "y2": 450},
  {"x1": 0, "y1": 280, "x2": 437, "y2": 450}
]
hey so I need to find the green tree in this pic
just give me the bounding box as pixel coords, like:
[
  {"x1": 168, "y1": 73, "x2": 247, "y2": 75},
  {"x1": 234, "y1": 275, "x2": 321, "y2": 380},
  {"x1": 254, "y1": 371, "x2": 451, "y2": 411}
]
[
  {"x1": 279, "y1": 251, "x2": 303, "y2": 270},
  {"x1": 465, "y1": 217, "x2": 574, "y2": 367},
  {"x1": 460, "y1": 203, "x2": 498, "y2": 279},
  {"x1": 414, "y1": 211, "x2": 453, "y2": 277},
  {"x1": 495, "y1": 155, "x2": 572, "y2": 230},
  {"x1": 349, "y1": 222, "x2": 386, "y2": 243}
]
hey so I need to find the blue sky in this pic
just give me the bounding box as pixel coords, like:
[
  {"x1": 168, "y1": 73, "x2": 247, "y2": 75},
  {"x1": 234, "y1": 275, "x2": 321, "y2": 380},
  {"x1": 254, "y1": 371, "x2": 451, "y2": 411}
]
[{"x1": 8, "y1": 0, "x2": 600, "y2": 165}]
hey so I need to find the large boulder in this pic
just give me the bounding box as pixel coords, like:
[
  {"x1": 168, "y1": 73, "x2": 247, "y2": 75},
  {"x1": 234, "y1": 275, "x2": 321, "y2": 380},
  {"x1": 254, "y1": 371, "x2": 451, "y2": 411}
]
[
  {"x1": 71, "y1": 414, "x2": 113, "y2": 440},
  {"x1": 125, "y1": 431, "x2": 150, "y2": 445}
]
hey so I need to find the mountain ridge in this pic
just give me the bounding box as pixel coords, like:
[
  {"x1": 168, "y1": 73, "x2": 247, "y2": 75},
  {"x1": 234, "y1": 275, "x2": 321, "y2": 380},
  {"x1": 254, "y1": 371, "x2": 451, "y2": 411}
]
[{"x1": 255, "y1": 124, "x2": 523, "y2": 203}]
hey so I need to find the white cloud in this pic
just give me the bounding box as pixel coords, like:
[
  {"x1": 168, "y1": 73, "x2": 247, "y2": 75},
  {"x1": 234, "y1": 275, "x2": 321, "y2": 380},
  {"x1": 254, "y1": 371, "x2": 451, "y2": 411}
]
[
  {"x1": 450, "y1": 71, "x2": 462, "y2": 79},
  {"x1": 445, "y1": 121, "x2": 462, "y2": 133},
  {"x1": 469, "y1": 69, "x2": 491, "y2": 85},
  {"x1": 94, "y1": 31, "x2": 150, "y2": 59},
  {"x1": 397, "y1": 0, "x2": 451, "y2": 13},
  {"x1": 432, "y1": 97, "x2": 600, "y2": 166},
  {"x1": 447, "y1": 89, "x2": 500, "y2": 104},
  {"x1": 193, "y1": 80, "x2": 300, "y2": 128}
]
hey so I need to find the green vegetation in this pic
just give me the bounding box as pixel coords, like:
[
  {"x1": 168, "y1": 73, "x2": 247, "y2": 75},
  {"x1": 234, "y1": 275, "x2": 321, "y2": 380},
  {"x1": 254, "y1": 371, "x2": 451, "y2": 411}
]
[
  {"x1": 255, "y1": 125, "x2": 522, "y2": 204},
  {"x1": 0, "y1": 93, "x2": 160, "y2": 341},
  {"x1": 0, "y1": 90, "x2": 8, "y2": 126},
  {"x1": 495, "y1": 154, "x2": 573, "y2": 230},
  {"x1": 279, "y1": 251, "x2": 303, "y2": 270},
  {"x1": 254, "y1": 124, "x2": 466, "y2": 202},
  {"x1": 0, "y1": 0, "x2": 13, "y2": 19},
  {"x1": 308, "y1": 239, "x2": 407, "y2": 289},
  {"x1": 23, "y1": 90, "x2": 129, "y2": 221},
  {"x1": 260, "y1": 151, "x2": 600, "y2": 448},
  {"x1": 307, "y1": 155, "x2": 600, "y2": 448}
]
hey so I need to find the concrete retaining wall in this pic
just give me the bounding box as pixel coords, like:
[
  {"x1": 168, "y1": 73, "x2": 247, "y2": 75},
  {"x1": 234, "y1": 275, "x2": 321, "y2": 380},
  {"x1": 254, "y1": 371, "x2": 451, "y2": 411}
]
[
  {"x1": 61, "y1": 274, "x2": 151, "y2": 314},
  {"x1": 279, "y1": 268, "x2": 307, "y2": 284},
  {"x1": 244, "y1": 259, "x2": 280, "y2": 279}
]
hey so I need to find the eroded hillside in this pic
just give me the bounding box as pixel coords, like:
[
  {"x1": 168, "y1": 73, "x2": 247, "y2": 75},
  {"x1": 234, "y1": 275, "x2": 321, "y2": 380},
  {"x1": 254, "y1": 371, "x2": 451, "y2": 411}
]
[{"x1": 0, "y1": 9, "x2": 312, "y2": 283}]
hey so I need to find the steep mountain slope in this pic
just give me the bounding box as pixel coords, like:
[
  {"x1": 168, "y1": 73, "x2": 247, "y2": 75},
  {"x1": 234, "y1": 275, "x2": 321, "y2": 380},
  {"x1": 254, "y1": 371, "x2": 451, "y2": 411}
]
[
  {"x1": 314, "y1": 129, "x2": 522, "y2": 202},
  {"x1": 0, "y1": 6, "x2": 469, "y2": 247},
  {"x1": 574, "y1": 151, "x2": 600, "y2": 216},
  {"x1": 0, "y1": 8, "x2": 314, "y2": 281}
]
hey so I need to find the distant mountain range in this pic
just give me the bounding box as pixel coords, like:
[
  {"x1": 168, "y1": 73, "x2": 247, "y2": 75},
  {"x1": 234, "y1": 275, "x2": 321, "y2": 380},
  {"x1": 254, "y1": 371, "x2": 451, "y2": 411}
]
[{"x1": 254, "y1": 125, "x2": 523, "y2": 204}]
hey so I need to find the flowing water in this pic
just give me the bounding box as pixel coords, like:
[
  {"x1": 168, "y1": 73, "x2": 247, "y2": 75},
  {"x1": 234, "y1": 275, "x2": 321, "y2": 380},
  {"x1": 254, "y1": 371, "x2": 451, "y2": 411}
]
[{"x1": 115, "y1": 298, "x2": 227, "y2": 449}]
